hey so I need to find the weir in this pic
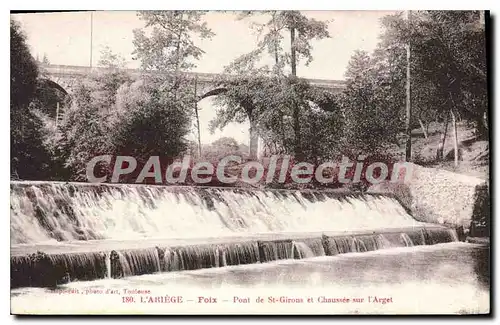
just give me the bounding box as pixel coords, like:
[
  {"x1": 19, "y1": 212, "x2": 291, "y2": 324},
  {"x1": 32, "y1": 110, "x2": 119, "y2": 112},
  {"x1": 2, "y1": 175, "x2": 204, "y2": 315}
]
[{"x1": 10, "y1": 181, "x2": 461, "y2": 289}]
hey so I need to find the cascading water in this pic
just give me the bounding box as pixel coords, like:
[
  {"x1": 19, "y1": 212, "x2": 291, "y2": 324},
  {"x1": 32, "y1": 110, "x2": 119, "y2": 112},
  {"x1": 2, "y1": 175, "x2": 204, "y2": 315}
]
[
  {"x1": 258, "y1": 240, "x2": 294, "y2": 262},
  {"x1": 401, "y1": 233, "x2": 414, "y2": 247},
  {"x1": 11, "y1": 251, "x2": 107, "y2": 288},
  {"x1": 10, "y1": 181, "x2": 461, "y2": 288},
  {"x1": 292, "y1": 238, "x2": 326, "y2": 259},
  {"x1": 105, "y1": 253, "x2": 111, "y2": 279},
  {"x1": 292, "y1": 241, "x2": 316, "y2": 259},
  {"x1": 160, "y1": 242, "x2": 262, "y2": 272},
  {"x1": 11, "y1": 181, "x2": 424, "y2": 244},
  {"x1": 111, "y1": 248, "x2": 161, "y2": 278},
  {"x1": 221, "y1": 242, "x2": 261, "y2": 266}
]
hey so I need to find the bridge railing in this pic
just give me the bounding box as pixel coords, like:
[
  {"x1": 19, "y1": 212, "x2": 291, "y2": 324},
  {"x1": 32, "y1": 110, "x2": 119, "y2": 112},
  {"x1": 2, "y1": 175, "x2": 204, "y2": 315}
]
[{"x1": 41, "y1": 64, "x2": 346, "y2": 91}]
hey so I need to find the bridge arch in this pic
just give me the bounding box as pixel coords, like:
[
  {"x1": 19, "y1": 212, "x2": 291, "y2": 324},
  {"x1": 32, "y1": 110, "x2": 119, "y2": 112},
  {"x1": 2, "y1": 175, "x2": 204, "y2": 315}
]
[
  {"x1": 195, "y1": 81, "x2": 340, "y2": 159},
  {"x1": 196, "y1": 85, "x2": 263, "y2": 159},
  {"x1": 198, "y1": 87, "x2": 227, "y2": 101},
  {"x1": 35, "y1": 78, "x2": 71, "y2": 119},
  {"x1": 38, "y1": 78, "x2": 69, "y2": 96}
]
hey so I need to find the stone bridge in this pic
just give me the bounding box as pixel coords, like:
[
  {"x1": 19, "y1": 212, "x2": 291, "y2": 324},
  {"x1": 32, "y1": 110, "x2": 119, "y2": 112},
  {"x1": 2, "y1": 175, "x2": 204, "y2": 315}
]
[
  {"x1": 41, "y1": 64, "x2": 346, "y2": 159},
  {"x1": 40, "y1": 64, "x2": 346, "y2": 99}
]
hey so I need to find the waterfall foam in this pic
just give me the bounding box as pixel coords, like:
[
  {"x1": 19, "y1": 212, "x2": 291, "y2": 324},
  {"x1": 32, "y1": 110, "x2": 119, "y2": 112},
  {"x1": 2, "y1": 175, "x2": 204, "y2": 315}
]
[
  {"x1": 11, "y1": 181, "x2": 423, "y2": 244},
  {"x1": 10, "y1": 181, "x2": 462, "y2": 289}
]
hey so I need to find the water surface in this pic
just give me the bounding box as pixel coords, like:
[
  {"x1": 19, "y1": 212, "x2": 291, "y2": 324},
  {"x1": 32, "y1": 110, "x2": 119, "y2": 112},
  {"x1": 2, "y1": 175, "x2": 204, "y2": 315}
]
[{"x1": 11, "y1": 242, "x2": 490, "y2": 315}]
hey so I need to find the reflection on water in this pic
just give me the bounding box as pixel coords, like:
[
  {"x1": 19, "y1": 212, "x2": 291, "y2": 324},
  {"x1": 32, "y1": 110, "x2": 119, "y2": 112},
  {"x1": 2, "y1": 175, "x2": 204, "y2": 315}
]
[{"x1": 11, "y1": 243, "x2": 490, "y2": 315}]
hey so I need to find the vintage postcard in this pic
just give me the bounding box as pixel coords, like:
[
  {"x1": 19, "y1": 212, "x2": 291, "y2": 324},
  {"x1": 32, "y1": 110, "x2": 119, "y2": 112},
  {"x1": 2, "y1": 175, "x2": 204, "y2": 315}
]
[{"x1": 10, "y1": 10, "x2": 490, "y2": 315}]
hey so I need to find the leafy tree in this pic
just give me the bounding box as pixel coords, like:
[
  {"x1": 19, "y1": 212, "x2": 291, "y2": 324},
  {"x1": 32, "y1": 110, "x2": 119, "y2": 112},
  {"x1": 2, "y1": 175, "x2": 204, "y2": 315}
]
[
  {"x1": 377, "y1": 11, "x2": 487, "y2": 165},
  {"x1": 11, "y1": 103, "x2": 55, "y2": 180},
  {"x1": 201, "y1": 137, "x2": 246, "y2": 163},
  {"x1": 302, "y1": 87, "x2": 343, "y2": 161},
  {"x1": 53, "y1": 81, "x2": 114, "y2": 180},
  {"x1": 217, "y1": 11, "x2": 332, "y2": 160},
  {"x1": 93, "y1": 47, "x2": 132, "y2": 111},
  {"x1": 49, "y1": 49, "x2": 132, "y2": 180},
  {"x1": 210, "y1": 72, "x2": 342, "y2": 161},
  {"x1": 256, "y1": 77, "x2": 342, "y2": 161},
  {"x1": 49, "y1": 16, "x2": 215, "y2": 182},
  {"x1": 234, "y1": 11, "x2": 331, "y2": 75},
  {"x1": 110, "y1": 79, "x2": 191, "y2": 172},
  {"x1": 126, "y1": 11, "x2": 215, "y2": 167},
  {"x1": 133, "y1": 11, "x2": 214, "y2": 102},
  {"x1": 10, "y1": 20, "x2": 38, "y2": 109},
  {"x1": 415, "y1": 11, "x2": 487, "y2": 164},
  {"x1": 211, "y1": 137, "x2": 240, "y2": 152},
  {"x1": 10, "y1": 20, "x2": 53, "y2": 179},
  {"x1": 208, "y1": 73, "x2": 277, "y2": 158},
  {"x1": 133, "y1": 11, "x2": 214, "y2": 73},
  {"x1": 341, "y1": 51, "x2": 387, "y2": 155},
  {"x1": 32, "y1": 79, "x2": 69, "y2": 118}
]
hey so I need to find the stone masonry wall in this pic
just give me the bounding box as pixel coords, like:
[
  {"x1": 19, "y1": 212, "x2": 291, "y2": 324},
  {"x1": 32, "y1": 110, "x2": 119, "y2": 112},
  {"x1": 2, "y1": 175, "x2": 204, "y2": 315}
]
[{"x1": 368, "y1": 163, "x2": 489, "y2": 236}]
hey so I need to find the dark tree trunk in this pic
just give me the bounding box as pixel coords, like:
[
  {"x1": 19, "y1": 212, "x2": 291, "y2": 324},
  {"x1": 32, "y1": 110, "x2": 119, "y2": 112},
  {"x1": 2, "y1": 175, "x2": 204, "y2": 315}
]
[
  {"x1": 476, "y1": 113, "x2": 489, "y2": 140},
  {"x1": 242, "y1": 101, "x2": 258, "y2": 160},
  {"x1": 405, "y1": 30, "x2": 412, "y2": 162},
  {"x1": 290, "y1": 27, "x2": 302, "y2": 160},
  {"x1": 450, "y1": 108, "x2": 459, "y2": 167},
  {"x1": 249, "y1": 116, "x2": 258, "y2": 160},
  {"x1": 437, "y1": 114, "x2": 449, "y2": 161},
  {"x1": 193, "y1": 77, "x2": 202, "y2": 158}
]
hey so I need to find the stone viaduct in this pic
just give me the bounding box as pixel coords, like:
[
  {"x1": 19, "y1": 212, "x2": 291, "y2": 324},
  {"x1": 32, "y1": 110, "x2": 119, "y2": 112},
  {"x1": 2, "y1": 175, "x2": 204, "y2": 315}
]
[
  {"x1": 40, "y1": 64, "x2": 346, "y2": 158},
  {"x1": 41, "y1": 63, "x2": 346, "y2": 98}
]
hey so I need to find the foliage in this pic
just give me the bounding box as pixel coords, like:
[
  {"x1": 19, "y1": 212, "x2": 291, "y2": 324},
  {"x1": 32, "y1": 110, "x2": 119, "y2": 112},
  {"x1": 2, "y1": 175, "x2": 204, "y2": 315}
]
[
  {"x1": 98, "y1": 45, "x2": 127, "y2": 69},
  {"x1": 10, "y1": 20, "x2": 39, "y2": 109},
  {"x1": 209, "y1": 73, "x2": 277, "y2": 131},
  {"x1": 201, "y1": 137, "x2": 247, "y2": 163},
  {"x1": 92, "y1": 47, "x2": 133, "y2": 110},
  {"x1": 130, "y1": 11, "x2": 214, "y2": 167},
  {"x1": 232, "y1": 11, "x2": 331, "y2": 74},
  {"x1": 52, "y1": 76, "x2": 193, "y2": 181},
  {"x1": 381, "y1": 11, "x2": 487, "y2": 138},
  {"x1": 110, "y1": 79, "x2": 192, "y2": 165},
  {"x1": 32, "y1": 78, "x2": 71, "y2": 119},
  {"x1": 133, "y1": 11, "x2": 214, "y2": 73},
  {"x1": 340, "y1": 50, "x2": 402, "y2": 155},
  {"x1": 53, "y1": 81, "x2": 114, "y2": 180},
  {"x1": 10, "y1": 20, "x2": 54, "y2": 179},
  {"x1": 256, "y1": 77, "x2": 342, "y2": 161},
  {"x1": 41, "y1": 53, "x2": 50, "y2": 65},
  {"x1": 210, "y1": 137, "x2": 240, "y2": 153},
  {"x1": 11, "y1": 104, "x2": 55, "y2": 180},
  {"x1": 214, "y1": 11, "x2": 333, "y2": 160},
  {"x1": 132, "y1": 11, "x2": 214, "y2": 110},
  {"x1": 210, "y1": 72, "x2": 343, "y2": 161},
  {"x1": 43, "y1": 12, "x2": 215, "y2": 181},
  {"x1": 11, "y1": 11, "x2": 488, "y2": 185},
  {"x1": 338, "y1": 11, "x2": 488, "y2": 161}
]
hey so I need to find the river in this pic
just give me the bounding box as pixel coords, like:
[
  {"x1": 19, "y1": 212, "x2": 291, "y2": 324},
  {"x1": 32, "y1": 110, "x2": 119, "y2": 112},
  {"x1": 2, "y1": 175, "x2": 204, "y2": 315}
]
[{"x1": 10, "y1": 181, "x2": 490, "y2": 315}]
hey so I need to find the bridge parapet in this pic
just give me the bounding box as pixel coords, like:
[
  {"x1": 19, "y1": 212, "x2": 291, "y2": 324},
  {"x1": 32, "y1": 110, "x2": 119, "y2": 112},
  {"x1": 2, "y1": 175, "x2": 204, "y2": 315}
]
[{"x1": 41, "y1": 64, "x2": 346, "y2": 96}]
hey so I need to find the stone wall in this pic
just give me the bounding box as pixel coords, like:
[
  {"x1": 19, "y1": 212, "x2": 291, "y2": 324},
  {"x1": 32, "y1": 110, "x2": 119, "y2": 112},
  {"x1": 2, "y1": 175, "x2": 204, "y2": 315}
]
[{"x1": 368, "y1": 163, "x2": 490, "y2": 236}]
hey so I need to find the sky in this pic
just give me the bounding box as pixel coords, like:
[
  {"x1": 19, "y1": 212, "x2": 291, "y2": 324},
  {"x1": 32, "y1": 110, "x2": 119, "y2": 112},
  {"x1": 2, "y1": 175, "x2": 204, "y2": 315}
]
[{"x1": 12, "y1": 10, "x2": 397, "y2": 145}]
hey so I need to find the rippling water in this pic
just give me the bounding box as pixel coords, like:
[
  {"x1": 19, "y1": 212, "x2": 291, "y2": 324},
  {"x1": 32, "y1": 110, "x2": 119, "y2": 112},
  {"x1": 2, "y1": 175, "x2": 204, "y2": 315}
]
[
  {"x1": 10, "y1": 182, "x2": 489, "y2": 314},
  {"x1": 11, "y1": 242, "x2": 489, "y2": 315}
]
